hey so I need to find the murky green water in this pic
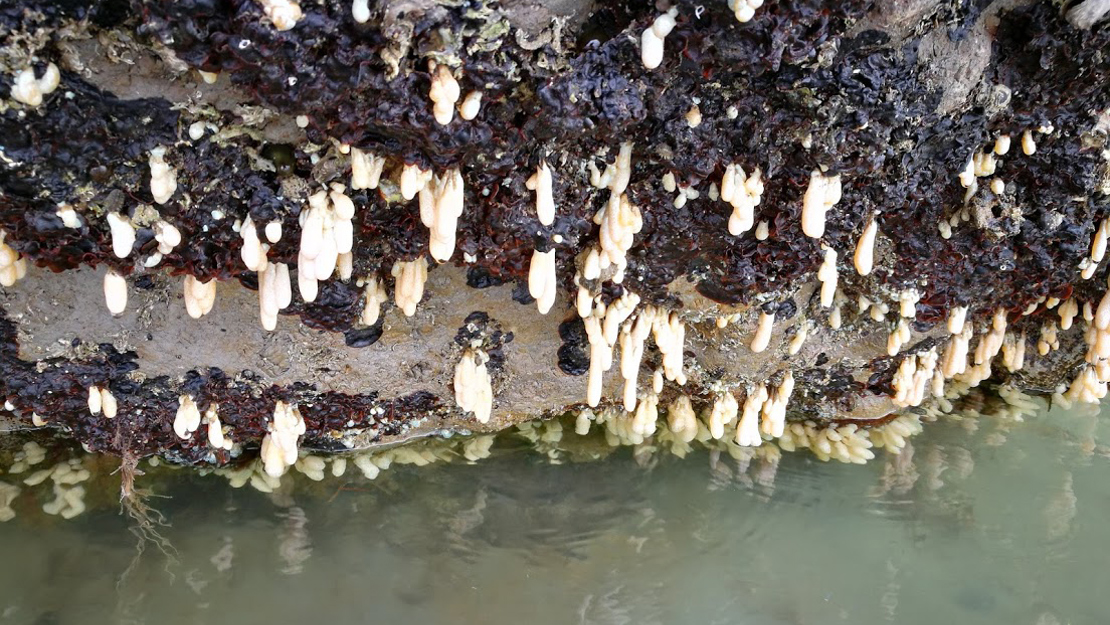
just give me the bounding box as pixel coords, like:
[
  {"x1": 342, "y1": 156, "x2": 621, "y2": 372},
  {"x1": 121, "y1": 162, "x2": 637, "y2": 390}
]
[{"x1": 1, "y1": 397, "x2": 1109, "y2": 625}]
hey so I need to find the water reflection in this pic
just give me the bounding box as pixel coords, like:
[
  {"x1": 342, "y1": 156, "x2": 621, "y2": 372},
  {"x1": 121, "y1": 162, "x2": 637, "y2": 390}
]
[{"x1": 0, "y1": 393, "x2": 1108, "y2": 624}]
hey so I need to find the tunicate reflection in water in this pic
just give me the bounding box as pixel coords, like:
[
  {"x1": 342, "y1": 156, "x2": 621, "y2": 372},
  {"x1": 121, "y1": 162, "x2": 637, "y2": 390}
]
[{"x1": 1, "y1": 396, "x2": 1110, "y2": 625}]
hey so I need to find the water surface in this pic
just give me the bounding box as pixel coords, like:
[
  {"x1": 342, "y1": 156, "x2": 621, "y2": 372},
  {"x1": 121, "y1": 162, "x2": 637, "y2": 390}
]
[{"x1": 1, "y1": 398, "x2": 1108, "y2": 625}]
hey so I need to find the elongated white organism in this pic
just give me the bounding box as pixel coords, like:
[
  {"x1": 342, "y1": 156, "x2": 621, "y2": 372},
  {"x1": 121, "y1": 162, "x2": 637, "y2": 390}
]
[
  {"x1": 260, "y1": 401, "x2": 306, "y2": 478},
  {"x1": 854, "y1": 216, "x2": 877, "y2": 275},
  {"x1": 183, "y1": 275, "x2": 217, "y2": 318},
  {"x1": 706, "y1": 391, "x2": 739, "y2": 440},
  {"x1": 148, "y1": 147, "x2": 178, "y2": 205},
  {"x1": 1084, "y1": 217, "x2": 1110, "y2": 279},
  {"x1": 801, "y1": 170, "x2": 842, "y2": 239},
  {"x1": 454, "y1": 350, "x2": 493, "y2": 423},
  {"x1": 972, "y1": 150, "x2": 997, "y2": 177},
  {"x1": 87, "y1": 386, "x2": 102, "y2": 415},
  {"x1": 258, "y1": 261, "x2": 292, "y2": 330},
  {"x1": 297, "y1": 188, "x2": 356, "y2": 301},
  {"x1": 755, "y1": 220, "x2": 769, "y2": 240},
  {"x1": 56, "y1": 205, "x2": 80, "y2": 229},
  {"x1": 259, "y1": 0, "x2": 302, "y2": 30},
  {"x1": 350, "y1": 148, "x2": 385, "y2": 190},
  {"x1": 239, "y1": 216, "x2": 268, "y2": 271},
  {"x1": 428, "y1": 62, "x2": 460, "y2": 125},
  {"x1": 761, "y1": 371, "x2": 795, "y2": 438},
  {"x1": 667, "y1": 395, "x2": 698, "y2": 443},
  {"x1": 630, "y1": 392, "x2": 652, "y2": 437},
  {"x1": 887, "y1": 318, "x2": 912, "y2": 356},
  {"x1": 947, "y1": 306, "x2": 968, "y2": 334},
  {"x1": 994, "y1": 134, "x2": 1011, "y2": 155},
  {"x1": 899, "y1": 289, "x2": 920, "y2": 318},
  {"x1": 736, "y1": 383, "x2": 768, "y2": 446},
  {"x1": 351, "y1": 0, "x2": 369, "y2": 23},
  {"x1": 941, "y1": 324, "x2": 973, "y2": 378},
  {"x1": 361, "y1": 276, "x2": 388, "y2": 325},
  {"x1": 640, "y1": 8, "x2": 677, "y2": 70},
  {"x1": 720, "y1": 164, "x2": 764, "y2": 236},
  {"x1": 788, "y1": 320, "x2": 809, "y2": 355},
  {"x1": 420, "y1": 168, "x2": 465, "y2": 262},
  {"x1": 104, "y1": 269, "x2": 127, "y2": 315},
  {"x1": 206, "y1": 404, "x2": 233, "y2": 451},
  {"x1": 597, "y1": 191, "x2": 643, "y2": 282},
  {"x1": 751, "y1": 310, "x2": 774, "y2": 353},
  {"x1": 651, "y1": 307, "x2": 686, "y2": 385},
  {"x1": 399, "y1": 162, "x2": 432, "y2": 200},
  {"x1": 528, "y1": 249, "x2": 557, "y2": 315},
  {"x1": 459, "y1": 90, "x2": 482, "y2": 120},
  {"x1": 1059, "y1": 298, "x2": 1079, "y2": 330},
  {"x1": 100, "y1": 387, "x2": 118, "y2": 419},
  {"x1": 818, "y1": 246, "x2": 838, "y2": 308},
  {"x1": 526, "y1": 161, "x2": 556, "y2": 226},
  {"x1": 619, "y1": 311, "x2": 654, "y2": 411},
  {"x1": 106, "y1": 212, "x2": 136, "y2": 259},
  {"x1": 392, "y1": 257, "x2": 429, "y2": 316},
  {"x1": 175, "y1": 395, "x2": 202, "y2": 439},
  {"x1": 1022, "y1": 130, "x2": 1036, "y2": 155},
  {"x1": 584, "y1": 313, "x2": 607, "y2": 407},
  {"x1": 1002, "y1": 331, "x2": 1026, "y2": 372}
]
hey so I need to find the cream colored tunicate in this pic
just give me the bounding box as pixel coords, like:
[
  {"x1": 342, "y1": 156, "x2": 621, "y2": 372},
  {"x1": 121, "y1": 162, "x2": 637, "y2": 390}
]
[
  {"x1": 148, "y1": 147, "x2": 178, "y2": 205},
  {"x1": 428, "y1": 63, "x2": 461, "y2": 125},
  {"x1": 103, "y1": 269, "x2": 127, "y2": 315},
  {"x1": 854, "y1": 216, "x2": 877, "y2": 275},
  {"x1": 260, "y1": 401, "x2": 306, "y2": 478},
  {"x1": 640, "y1": 8, "x2": 677, "y2": 70},
  {"x1": 259, "y1": 0, "x2": 302, "y2": 30},
  {"x1": 392, "y1": 257, "x2": 429, "y2": 316},
  {"x1": 801, "y1": 170, "x2": 841, "y2": 239},
  {"x1": 455, "y1": 349, "x2": 494, "y2": 423}
]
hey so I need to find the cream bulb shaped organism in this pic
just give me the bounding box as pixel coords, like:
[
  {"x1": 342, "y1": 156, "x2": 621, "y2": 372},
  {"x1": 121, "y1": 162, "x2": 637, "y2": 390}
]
[
  {"x1": 801, "y1": 170, "x2": 842, "y2": 239},
  {"x1": 640, "y1": 8, "x2": 678, "y2": 70}
]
